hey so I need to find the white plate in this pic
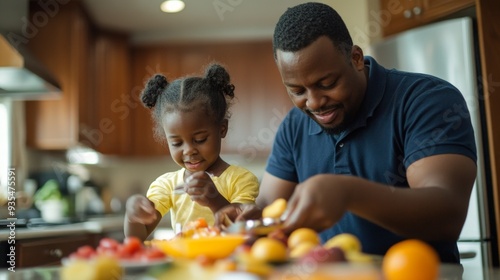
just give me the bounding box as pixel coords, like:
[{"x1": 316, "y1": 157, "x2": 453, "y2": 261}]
[
  {"x1": 62, "y1": 257, "x2": 171, "y2": 271},
  {"x1": 120, "y1": 258, "x2": 171, "y2": 270}
]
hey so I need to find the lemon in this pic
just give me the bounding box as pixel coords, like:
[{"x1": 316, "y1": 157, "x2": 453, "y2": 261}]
[
  {"x1": 289, "y1": 242, "x2": 318, "y2": 259},
  {"x1": 287, "y1": 228, "x2": 320, "y2": 249},
  {"x1": 262, "y1": 198, "x2": 287, "y2": 219},
  {"x1": 324, "y1": 233, "x2": 362, "y2": 253},
  {"x1": 251, "y1": 237, "x2": 288, "y2": 262},
  {"x1": 60, "y1": 256, "x2": 123, "y2": 280},
  {"x1": 93, "y1": 257, "x2": 123, "y2": 280}
]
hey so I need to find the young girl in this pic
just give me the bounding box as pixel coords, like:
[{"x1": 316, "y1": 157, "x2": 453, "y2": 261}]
[{"x1": 125, "y1": 63, "x2": 259, "y2": 241}]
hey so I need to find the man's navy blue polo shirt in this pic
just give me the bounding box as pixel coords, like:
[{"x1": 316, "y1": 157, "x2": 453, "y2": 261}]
[{"x1": 266, "y1": 56, "x2": 477, "y2": 263}]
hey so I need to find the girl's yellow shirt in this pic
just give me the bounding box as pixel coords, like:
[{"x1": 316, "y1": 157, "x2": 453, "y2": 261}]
[{"x1": 146, "y1": 165, "x2": 259, "y2": 230}]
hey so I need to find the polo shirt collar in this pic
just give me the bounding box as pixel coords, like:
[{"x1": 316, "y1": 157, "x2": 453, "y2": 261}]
[{"x1": 308, "y1": 56, "x2": 386, "y2": 136}]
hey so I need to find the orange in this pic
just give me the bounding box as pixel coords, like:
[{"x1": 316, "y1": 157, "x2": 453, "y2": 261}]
[
  {"x1": 288, "y1": 228, "x2": 320, "y2": 249},
  {"x1": 251, "y1": 237, "x2": 288, "y2": 263},
  {"x1": 382, "y1": 239, "x2": 440, "y2": 280}
]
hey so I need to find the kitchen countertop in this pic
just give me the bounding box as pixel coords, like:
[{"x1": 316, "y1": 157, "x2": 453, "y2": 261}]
[
  {"x1": 1, "y1": 261, "x2": 500, "y2": 280},
  {"x1": 0, "y1": 215, "x2": 124, "y2": 241}
]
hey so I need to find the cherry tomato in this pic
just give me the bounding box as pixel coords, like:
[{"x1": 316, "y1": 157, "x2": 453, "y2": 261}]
[
  {"x1": 123, "y1": 236, "x2": 142, "y2": 254},
  {"x1": 99, "y1": 237, "x2": 120, "y2": 251},
  {"x1": 115, "y1": 244, "x2": 134, "y2": 259},
  {"x1": 69, "y1": 237, "x2": 167, "y2": 263},
  {"x1": 96, "y1": 246, "x2": 117, "y2": 257},
  {"x1": 76, "y1": 245, "x2": 96, "y2": 259},
  {"x1": 139, "y1": 248, "x2": 166, "y2": 261}
]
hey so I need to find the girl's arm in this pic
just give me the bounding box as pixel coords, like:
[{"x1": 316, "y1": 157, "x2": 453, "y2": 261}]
[{"x1": 124, "y1": 195, "x2": 163, "y2": 241}]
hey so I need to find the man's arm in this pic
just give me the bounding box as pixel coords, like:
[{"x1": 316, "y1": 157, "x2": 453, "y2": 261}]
[
  {"x1": 256, "y1": 171, "x2": 297, "y2": 208},
  {"x1": 283, "y1": 154, "x2": 476, "y2": 241}
]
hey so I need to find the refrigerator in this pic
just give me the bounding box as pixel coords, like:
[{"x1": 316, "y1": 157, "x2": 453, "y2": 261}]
[{"x1": 370, "y1": 17, "x2": 493, "y2": 280}]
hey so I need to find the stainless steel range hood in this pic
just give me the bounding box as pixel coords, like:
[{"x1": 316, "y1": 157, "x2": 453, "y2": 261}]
[{"x1": 0, "y1": 34, "x2": 61, "y2": 100}]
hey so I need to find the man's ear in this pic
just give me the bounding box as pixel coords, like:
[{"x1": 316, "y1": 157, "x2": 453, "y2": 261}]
[
  {"x1": 220, "y1": 119, "x2": 229, "y2": 138},
  {"x1": 351, "y1": 45, "x2": 365, "y2": 71}
]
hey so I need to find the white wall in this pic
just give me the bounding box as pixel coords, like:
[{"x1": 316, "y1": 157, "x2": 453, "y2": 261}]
[
  {"x1": 133, "y1": 0, "x2": 382, "y2": 53},
  {"x1": 329, "y1": 0, "x2": 382, "y2": 55}
]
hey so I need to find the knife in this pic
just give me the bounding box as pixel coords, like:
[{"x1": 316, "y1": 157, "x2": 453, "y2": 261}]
[{"x1": 224, "y1": 217, "x2": 283, "y2": 235}]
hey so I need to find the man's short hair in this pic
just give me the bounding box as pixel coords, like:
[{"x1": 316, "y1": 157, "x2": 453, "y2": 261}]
[{"x1": 273, "y1": 2, "x2": 353, "y2": 58}]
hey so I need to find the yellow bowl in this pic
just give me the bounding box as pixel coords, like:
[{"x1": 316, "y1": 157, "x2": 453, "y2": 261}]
[{"x1": 151, "y1": 235, "x2": 247, "y2": 259}]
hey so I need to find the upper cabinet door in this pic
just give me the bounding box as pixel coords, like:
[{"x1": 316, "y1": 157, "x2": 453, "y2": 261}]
[
  {"x1": 420, "y1": 0, "x2": 475, "y2": 22},
  {"x1": 380, "y1": 0, "x2": 474, "y2": 37},
  {"x1": 84, "y1": 32, "x2": 132, "y2": 155},
  {"x1": 380, "y1": 0, "x2": 423, "y2": 37},
  {"x1": 25, "y1": 1, "x2": 90, "y2": 150}
]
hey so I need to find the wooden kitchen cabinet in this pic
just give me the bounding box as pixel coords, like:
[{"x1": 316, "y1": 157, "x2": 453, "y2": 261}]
[
  {"x1": 25, "y1": 2, "x2": 132, "y2": 155},
  {"x1": 15, "y1": 234, "x2": 101, "y2": 267},
  {"x1": 476, "y1": 0, "x2": 500, "y2": 265},
  {"x1": 83, "y1": 32, "x2": 132, "y2": 155},
  {"x1": 130, "y1": 41, "x2": 293, "y2": 158},
  {"x1": 25, "y1": 1, "x2": 90, "y2": 150},
  {"x1": 128, "y1": 45, "x2": 180, "y2": 157},
  {"x1": 380, "y1": 0, "x2": 475, "y2": 36}
]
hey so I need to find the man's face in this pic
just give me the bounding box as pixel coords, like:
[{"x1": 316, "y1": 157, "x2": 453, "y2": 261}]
[{"x1": 275, "y1": 36, "x2": 367, "y2": 134}]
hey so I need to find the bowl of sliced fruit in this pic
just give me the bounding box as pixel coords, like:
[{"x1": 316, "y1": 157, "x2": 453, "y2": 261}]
[
  {"x1": 151, "y1": 218, "x2": 247, "y2": 260},
  {"x1": 152, "y1": 235, "x2": 247, "y2": 259}
]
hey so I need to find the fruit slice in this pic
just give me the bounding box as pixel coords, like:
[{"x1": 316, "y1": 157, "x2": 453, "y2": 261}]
[
  {"x1": 262, "y1": 198, "x2": 287, "y2": 219},
  {"x1": 324, "y1": 233, "x2": 362, "y2": 253}
]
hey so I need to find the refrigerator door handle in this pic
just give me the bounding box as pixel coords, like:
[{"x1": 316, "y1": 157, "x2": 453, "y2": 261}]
[{"x1": 460, "y1": 251, "x2": 477, "y2": 259}]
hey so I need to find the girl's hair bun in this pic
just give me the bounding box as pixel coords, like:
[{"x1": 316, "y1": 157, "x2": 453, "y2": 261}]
[
  {"x1": 141, "y1": 74, "x2": 169, "y2": 109},
  {"x1": 205, "y1": 64, "x2": 235, "y2": 97}
]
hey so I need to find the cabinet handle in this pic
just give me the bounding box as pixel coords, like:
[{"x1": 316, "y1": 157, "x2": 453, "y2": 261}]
[
  {"x1": 48, "y1": 248, "x2": 63, "y2": 258},
  {"x1": 403, "y1": 9, "x2": 412, "y2": 19},
  {"x1": 413, "y1": 6, "x2": 422, "y2": 16}
]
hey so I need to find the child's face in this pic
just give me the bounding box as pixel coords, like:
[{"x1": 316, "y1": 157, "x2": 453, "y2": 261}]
[{"x1": 162, "y1": 106, "x2": 227, "y2": 174}]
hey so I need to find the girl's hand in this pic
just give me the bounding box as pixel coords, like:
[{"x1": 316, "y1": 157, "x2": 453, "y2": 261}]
[
  {"x1": 183, "y1": 171, "x2": 229, "y2": 210},
  {"x1": 125, "y1": 194, "x2": 157, "y2": 225}
]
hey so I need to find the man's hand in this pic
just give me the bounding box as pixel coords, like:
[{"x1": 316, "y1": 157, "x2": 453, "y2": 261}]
[
  {"x1": 281, "y1": 174, "x2": 347, "y2": 234},
  {"x1": 214, "y1": 203, "x2": 263, "y2": 229}
]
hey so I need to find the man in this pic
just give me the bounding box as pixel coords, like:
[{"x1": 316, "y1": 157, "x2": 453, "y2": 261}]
[{"x1": 216, "y1": 2, "x2": 476, "y2": 264}]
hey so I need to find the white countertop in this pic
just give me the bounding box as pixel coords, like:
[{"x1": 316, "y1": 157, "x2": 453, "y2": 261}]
[{"x1": 0, "y1": 215, "x2": 124, "y2": 241}]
